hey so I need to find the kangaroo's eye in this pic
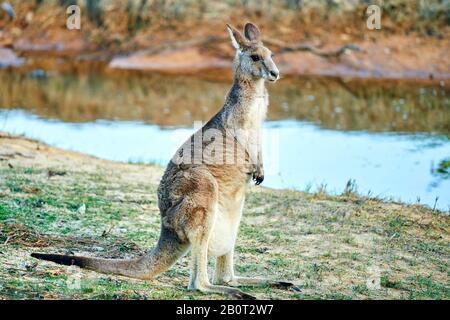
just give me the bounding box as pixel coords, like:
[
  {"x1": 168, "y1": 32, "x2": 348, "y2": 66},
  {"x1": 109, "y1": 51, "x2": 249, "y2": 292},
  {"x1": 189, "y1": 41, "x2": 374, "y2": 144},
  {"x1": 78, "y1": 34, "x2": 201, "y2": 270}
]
[{"x1": 250, "y1": 55, "x2": 260, "y2": 62}]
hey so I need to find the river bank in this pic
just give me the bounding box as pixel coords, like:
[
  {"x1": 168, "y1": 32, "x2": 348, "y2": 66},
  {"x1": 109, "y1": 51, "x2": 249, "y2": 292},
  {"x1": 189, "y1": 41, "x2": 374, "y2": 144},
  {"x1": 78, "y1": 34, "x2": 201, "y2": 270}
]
[
  {"x1": 2, "y1": 29, "x2": 449, "y2": 81},
  {"x1": 1, "y1": 1, "x2": 449, "y2": 80},
  {"x1": 0, "y1": 133, "x2": 448, "y2": 299}
]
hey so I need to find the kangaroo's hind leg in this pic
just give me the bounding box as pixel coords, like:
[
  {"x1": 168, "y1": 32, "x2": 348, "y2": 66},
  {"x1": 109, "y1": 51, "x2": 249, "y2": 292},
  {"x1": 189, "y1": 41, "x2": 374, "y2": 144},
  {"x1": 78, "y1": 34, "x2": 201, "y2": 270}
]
[
  {"x1": 172, "y1": 168, "x2": 255, "y2": 299},
  {"x1": 187, "y1": 207, "x2": 255, "y2": 300}
]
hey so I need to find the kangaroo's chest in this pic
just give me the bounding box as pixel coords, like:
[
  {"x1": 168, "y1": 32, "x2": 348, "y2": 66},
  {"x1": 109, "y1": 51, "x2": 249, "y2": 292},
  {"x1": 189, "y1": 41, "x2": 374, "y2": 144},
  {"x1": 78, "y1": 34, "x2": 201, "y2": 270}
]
[{"x1": 243, "y1": 91, "x2": 268, "y2": 129}]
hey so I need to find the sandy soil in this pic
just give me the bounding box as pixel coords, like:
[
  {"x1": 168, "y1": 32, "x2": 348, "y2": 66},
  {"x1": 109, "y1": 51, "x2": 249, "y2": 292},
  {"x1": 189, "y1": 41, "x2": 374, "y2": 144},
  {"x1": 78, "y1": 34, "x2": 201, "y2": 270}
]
[{"x1": 0, "y1": 132, "x2": 164, "y2": 185}]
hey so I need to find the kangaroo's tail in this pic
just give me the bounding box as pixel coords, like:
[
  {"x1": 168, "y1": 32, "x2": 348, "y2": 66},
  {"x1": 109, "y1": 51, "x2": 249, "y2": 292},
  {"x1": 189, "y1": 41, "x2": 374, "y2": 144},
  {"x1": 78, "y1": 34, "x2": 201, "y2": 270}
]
[{"x1": 31, "y1": 229, "x2": 188, "y2": 280}]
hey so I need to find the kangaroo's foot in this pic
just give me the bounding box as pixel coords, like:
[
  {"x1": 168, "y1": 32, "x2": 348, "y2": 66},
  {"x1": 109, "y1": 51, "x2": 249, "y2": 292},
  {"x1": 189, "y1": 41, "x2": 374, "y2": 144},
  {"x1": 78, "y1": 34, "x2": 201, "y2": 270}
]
[
  {"x1": 230, "y1": 276, "x2": 301, "y2": 291},
  {"x1": 213, "y1": 253, "x2": 298, "y2": 293},
  {"x1": 189, "y1": 283, "x2": 256, "y2": 300}
]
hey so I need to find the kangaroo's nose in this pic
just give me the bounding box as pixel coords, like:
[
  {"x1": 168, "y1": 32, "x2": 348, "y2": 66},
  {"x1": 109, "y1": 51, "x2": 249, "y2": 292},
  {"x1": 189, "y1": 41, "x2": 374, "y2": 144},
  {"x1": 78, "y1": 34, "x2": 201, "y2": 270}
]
[{"x1": 269, "y1": 70, "x2": 279, "y2": 79}]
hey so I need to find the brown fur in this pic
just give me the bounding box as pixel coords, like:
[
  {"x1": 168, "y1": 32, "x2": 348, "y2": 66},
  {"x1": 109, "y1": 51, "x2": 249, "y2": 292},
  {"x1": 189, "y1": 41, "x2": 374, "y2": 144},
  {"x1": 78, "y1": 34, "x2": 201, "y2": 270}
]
[{"x1": 32, "y1": 22, "x2": 297, "y2": 299}]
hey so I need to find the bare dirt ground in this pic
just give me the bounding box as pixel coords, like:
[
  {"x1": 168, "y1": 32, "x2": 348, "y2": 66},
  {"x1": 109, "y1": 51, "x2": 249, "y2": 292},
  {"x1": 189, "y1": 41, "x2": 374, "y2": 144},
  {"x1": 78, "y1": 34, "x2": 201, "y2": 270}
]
[{"x1": 0, "y1": 133, "x2": 448, "y2": 300}]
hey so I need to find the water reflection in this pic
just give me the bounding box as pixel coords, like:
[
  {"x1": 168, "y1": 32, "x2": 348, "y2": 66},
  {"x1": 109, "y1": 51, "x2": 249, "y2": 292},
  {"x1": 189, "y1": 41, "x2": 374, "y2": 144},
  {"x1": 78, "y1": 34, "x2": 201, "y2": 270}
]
[
  {"x1": 0, "y1": 62, "x2": 448, "y2": 133},
  {"x1": 0, "y1": 61, "x2": 449, "y2": 211},
  {"x1": 1, "y1": 110, "x2": 449, "y2": 211}
]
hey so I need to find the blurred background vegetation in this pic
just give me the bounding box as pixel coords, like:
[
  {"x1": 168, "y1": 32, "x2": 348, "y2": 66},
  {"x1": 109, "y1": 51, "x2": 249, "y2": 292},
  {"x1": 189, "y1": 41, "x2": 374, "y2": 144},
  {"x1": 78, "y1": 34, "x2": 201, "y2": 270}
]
[
  {"x1": 30, "y1": 0, "x2": 449, "y2": 31},
  {"x1": 1, "y1": 0, "x2": 449, "y2": 50}
]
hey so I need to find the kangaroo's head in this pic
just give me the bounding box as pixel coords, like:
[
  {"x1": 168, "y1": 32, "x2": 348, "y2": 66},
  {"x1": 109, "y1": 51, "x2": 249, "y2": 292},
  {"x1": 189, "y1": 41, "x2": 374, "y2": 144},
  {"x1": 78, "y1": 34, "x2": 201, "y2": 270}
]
[{"x1": 227, "y1": 22, "x2": 279, "y2": 82}]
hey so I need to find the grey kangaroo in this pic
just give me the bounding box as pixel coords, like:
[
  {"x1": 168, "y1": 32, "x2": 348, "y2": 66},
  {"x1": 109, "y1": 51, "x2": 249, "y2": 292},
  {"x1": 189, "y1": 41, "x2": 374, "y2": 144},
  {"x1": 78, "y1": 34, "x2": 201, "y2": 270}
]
[{"x1": 32, "y1": 22, "x2": 296, "y2": 299}]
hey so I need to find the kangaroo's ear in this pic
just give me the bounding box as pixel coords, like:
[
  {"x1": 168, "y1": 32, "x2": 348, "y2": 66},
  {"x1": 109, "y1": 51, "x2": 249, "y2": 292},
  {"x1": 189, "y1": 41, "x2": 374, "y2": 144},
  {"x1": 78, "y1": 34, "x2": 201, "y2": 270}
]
[
  {"x1": 244, "y1": 22, "x2": 260, "y2": 42},
  {"x1": 227, "y1": 24, "x2": 248, "y2": 50}
]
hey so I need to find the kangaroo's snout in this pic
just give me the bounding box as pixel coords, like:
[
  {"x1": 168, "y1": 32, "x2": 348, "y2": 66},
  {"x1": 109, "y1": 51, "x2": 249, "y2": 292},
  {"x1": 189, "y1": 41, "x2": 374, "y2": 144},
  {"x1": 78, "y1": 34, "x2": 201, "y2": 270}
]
[
  {"x1": 268, "y1": 70, "x2": 279, "y2": 81},
  {"x1": 265, "y1": 57, "x2": 280, "y2": 82}
]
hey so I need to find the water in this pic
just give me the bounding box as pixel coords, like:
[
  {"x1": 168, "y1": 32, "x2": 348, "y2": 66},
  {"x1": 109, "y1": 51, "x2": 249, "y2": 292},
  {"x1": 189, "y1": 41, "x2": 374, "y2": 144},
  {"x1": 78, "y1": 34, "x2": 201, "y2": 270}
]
[{"x1": 0, "y1": 61, "x2": 449, "y2": 211}]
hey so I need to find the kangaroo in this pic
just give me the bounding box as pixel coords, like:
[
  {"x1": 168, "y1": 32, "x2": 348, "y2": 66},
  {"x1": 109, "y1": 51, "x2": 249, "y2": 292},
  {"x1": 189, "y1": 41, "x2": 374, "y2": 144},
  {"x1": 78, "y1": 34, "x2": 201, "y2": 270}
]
[{"x1": 32, "y1": 22, "x2": 296, "y2": 299}]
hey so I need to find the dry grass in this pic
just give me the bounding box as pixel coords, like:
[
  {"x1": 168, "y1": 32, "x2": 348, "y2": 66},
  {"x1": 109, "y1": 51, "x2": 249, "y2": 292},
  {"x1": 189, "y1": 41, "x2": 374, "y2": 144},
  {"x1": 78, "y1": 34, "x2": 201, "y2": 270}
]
[{"x1": 0, "y1": 133, "x2": 448, "y2": 300}]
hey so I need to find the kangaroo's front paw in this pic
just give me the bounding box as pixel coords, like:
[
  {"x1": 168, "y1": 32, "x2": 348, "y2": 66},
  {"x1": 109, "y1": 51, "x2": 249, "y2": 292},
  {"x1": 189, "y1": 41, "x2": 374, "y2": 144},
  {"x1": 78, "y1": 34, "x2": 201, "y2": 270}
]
[{"x1": 252, "y1": 168, "x2": 264, "y2": 185}]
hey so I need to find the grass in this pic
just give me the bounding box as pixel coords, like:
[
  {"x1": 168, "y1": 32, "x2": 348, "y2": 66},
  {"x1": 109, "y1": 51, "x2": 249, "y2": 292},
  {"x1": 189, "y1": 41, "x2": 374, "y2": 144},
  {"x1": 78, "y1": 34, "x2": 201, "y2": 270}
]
[{"x1": 0, "y1": 134, "x2": 449, "y2": 300}]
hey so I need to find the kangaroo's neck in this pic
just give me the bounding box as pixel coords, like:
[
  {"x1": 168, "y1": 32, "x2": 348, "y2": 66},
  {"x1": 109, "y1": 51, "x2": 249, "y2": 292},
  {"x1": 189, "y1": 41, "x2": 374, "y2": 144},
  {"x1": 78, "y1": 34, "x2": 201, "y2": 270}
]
[{"x1": 222, "y1": 75, "x2": 268, "y2": 130}]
